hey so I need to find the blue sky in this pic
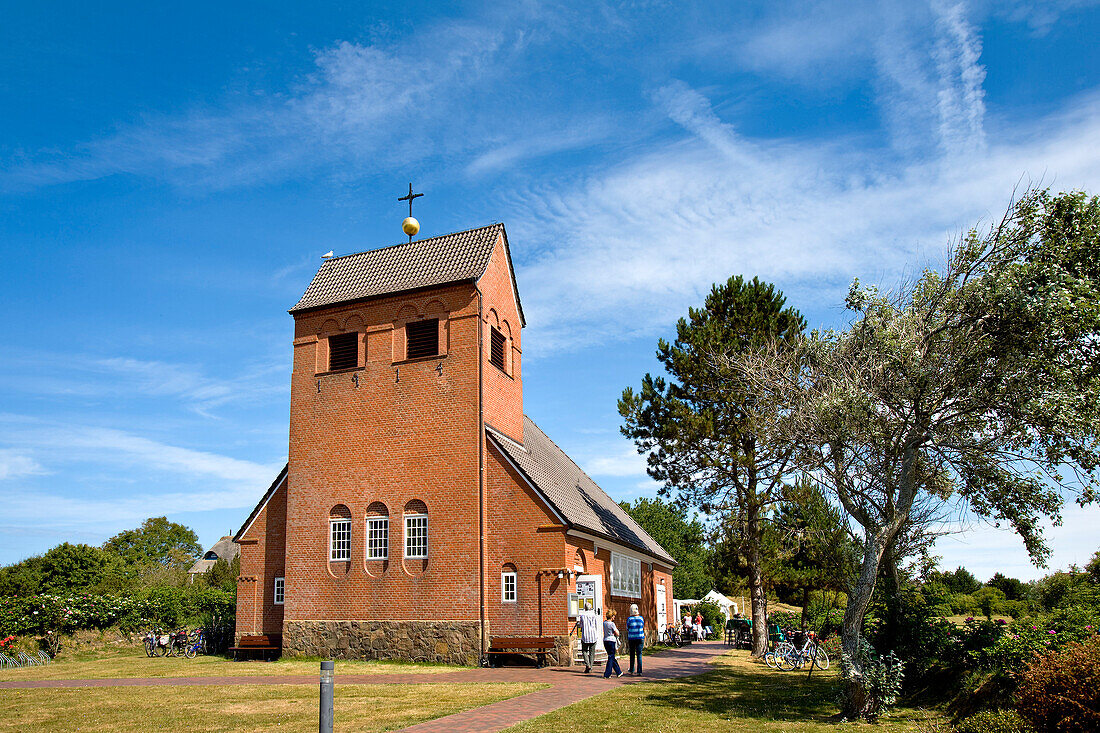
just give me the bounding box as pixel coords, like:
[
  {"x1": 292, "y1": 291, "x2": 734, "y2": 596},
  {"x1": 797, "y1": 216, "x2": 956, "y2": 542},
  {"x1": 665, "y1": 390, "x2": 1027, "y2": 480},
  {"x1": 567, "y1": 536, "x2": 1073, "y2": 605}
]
[{"x1": 2, "y1": 0, "x2": 1099, "y2": 581}]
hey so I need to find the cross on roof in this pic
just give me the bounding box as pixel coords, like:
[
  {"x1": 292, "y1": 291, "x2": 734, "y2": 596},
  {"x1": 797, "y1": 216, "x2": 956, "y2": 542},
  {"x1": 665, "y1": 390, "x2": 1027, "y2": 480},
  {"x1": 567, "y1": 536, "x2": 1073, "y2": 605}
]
[{"x1": 398, "y1": 183, "x2": 423, "y2": 218}]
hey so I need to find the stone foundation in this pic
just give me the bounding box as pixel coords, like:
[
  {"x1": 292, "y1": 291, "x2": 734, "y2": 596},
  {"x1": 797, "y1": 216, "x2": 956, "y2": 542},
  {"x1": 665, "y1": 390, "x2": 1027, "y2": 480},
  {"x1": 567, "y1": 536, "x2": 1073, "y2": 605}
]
[{"x1": 282, "y1": 620, "x2": 483, "y2": 666}]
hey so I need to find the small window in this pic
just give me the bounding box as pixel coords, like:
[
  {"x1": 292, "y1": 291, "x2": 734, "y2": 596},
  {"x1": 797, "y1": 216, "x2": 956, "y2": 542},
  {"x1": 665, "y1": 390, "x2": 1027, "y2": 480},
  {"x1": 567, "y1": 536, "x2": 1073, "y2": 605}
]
[
  {"x1": 329, "y1": 332, "x2": 358, "y2": 371},
  {"x1": 489, "y1": 328, "x2": 506, "y2": 372},
  {"x1": 330, "y1": 518, "x2": 352, "y2": 561},
  {"x1": 406, "y1": 319, "x2": 439, "y2": 359},
  {"x1": 273, "y1": 576, "x2": 285, "y2": 605},
  {"x1": 501, "y1": 570, "x2": 517, "y2": 602},
  {"x1": 405, "y1": 514, "x2": 428, "y2": 558},
  {"x1": 366, "y1": 517, "x2": 389, "y2": 560}
]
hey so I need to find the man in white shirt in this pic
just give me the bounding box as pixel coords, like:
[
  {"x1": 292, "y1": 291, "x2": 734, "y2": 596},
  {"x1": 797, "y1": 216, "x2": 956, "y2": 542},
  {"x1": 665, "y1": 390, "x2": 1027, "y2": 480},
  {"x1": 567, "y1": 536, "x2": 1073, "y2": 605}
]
[{"x1": 572, "y1": 610, "x2": 601, "y2": 673}]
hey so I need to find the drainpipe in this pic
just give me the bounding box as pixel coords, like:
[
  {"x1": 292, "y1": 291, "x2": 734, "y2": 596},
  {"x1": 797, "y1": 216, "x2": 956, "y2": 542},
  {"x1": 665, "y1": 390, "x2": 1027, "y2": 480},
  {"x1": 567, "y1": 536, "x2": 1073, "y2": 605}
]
[{"x1": 476, "y1": 285, "x2": 486, "y2": 663}]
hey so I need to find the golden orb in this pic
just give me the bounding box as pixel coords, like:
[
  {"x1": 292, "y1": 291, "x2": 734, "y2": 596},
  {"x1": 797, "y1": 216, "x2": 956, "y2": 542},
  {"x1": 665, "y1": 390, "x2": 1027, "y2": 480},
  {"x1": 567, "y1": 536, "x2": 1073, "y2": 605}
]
[{"x1": 402, "y1": 217, "x2": 420, "y2": 237}]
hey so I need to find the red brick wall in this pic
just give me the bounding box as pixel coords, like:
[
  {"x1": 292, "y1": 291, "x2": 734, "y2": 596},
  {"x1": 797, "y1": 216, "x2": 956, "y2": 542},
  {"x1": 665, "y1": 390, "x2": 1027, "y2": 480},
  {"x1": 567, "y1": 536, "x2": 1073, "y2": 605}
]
[
  {"x1": 284, "y1": 283, "x2": 485, "y2": 624},
  {"x1": 564, "y1": 536, "x2": 673, "y2": 642},
  {"x1": 479, "y1": 233, "x2": 524, "y2": 442},
  {"x1": 236, "y1": 479, "x2": 286, "y2": 637},
  {"x1": 485, "y1": 442, "x2": 567, "y2": 636}
]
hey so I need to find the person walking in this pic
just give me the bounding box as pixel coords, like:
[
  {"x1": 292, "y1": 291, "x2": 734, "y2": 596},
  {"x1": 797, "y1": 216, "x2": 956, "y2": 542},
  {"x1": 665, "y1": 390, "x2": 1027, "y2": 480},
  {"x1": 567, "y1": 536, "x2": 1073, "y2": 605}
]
[
  {"x1": 603, "y1": 609, "x2": 624, "y2": 678},
  {"x1": 626, "y1": 603, "x2": 645, "y2": 675},
  {"x1": 572, "y1": 608, "x2": 600, "y2": 673}
]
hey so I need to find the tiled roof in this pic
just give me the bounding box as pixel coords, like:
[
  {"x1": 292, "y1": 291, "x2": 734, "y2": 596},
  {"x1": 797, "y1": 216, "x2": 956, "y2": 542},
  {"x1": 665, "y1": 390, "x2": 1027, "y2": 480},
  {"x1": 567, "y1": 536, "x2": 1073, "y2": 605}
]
[
  {"x1": 487, "y1": 417, "x2": 677, "y2": 566},
  {"x1": 289, "y1": 223, "x2": 522, "y2": 318},
  {"x1": 234, "y1": 464, "x2": 288, "y2": 543}
]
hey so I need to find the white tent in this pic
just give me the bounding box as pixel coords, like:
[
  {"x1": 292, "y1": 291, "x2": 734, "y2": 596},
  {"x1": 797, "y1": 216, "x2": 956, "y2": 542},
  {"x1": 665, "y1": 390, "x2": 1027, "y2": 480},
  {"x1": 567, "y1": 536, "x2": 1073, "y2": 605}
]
[
  {"x1": 673, "y1": 590, "x2": 738, "y2": 622},
  {"x1": 702, "y1": 590, "x2": 738, "y2": 618}
]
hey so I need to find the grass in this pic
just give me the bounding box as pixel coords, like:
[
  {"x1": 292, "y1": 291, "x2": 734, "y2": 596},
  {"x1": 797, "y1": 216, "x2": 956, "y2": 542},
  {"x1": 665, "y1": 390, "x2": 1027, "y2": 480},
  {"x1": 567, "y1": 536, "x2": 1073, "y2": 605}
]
[
  {"x1": 0, "y1": 650, "x2": 466, "y2": 682},
  {"x1": 505, "y1": 651, "x2": 949, "y2": 732},
  {"x1": 944, "y1": 615, "x2": 1011, "y2": 626},
  {"x1": 0, "y1": 682, "x2": 543, "y2": 733}
]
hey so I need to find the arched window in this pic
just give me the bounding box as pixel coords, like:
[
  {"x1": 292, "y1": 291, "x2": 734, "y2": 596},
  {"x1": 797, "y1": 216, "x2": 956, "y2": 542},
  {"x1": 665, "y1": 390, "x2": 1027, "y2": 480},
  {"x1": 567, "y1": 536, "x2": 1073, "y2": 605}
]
[
  {"x1": 365, "y1": 502, "x2": 389, "y2": 561},
  {"x1": 403, "y1": 500, "x2": 428, "y2": 559},
  {"x1": 501, "y1": 563, "x2": 517, "y2": 603},
  {"x1": 329, "y1": 504, "x2": 352, "y2": 561}
]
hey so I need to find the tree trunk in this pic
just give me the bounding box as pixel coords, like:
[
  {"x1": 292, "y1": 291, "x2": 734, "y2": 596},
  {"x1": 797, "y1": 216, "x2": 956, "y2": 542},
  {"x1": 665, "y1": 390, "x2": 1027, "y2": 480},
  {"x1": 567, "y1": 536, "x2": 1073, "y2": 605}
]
[
  {"x1": 840, "y1": 526, "x2": 901, "y2": 719},
  {"x1": 746, "y1": 507, "x2": 769, "y2": 657}
]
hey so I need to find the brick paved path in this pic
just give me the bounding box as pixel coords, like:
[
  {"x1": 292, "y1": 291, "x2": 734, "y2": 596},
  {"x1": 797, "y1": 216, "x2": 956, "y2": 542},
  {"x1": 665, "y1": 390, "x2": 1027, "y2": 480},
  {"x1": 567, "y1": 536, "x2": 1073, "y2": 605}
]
[{"x1": 0, "y1": 641, "x2": 732, "y2": 732}]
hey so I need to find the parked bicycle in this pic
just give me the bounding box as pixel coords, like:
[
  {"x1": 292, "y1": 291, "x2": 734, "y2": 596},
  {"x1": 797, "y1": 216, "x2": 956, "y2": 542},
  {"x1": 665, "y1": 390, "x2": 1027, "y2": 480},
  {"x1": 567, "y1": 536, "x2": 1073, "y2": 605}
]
[
  {"x1": 764, "y1": 628, "x2": 829, "y2": 671},
  {"x1": 659, "y1": 623, "x2": 682, "y2": 647},
  {"x1": 183, "y1": 628, "x2": 206, "y2": 659},
  {"x1": 142, "y1": 628, "x2": 171, "y2": 657}
]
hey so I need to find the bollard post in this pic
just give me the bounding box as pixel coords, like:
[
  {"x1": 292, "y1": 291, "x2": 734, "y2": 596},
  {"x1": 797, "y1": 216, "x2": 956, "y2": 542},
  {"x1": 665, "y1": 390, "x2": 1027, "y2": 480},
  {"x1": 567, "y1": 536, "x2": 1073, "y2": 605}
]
[{"x1": 319, "y1": 660, "x2": 334, "y2": 733}]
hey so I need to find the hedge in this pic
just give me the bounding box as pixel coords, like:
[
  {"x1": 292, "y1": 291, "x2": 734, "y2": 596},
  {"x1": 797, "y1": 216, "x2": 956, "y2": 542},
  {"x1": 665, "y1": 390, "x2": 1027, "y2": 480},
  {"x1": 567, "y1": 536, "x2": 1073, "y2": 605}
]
[{"x1": 0, "y1": 587, "x2": 234, "y2": 636}]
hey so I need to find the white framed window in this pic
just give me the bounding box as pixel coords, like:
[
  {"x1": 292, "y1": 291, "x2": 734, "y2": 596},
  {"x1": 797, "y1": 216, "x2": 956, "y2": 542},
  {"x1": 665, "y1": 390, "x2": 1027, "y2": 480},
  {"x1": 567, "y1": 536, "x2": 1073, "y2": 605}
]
[
  {"x1": 501, "y1": 571, "x2": 517, "y2": 602},
  {"x1": 366, "y1": 517, "x2": 389, "y2": 560},
  {"x1": 273, "y1": 576, "x2": 285, "y2": 605},
  {"x1": 405, "y1": 514, "x2": 428, "y2": 558},
  {"x1": 610, "y1": 552, "x2": 641, "y2": 598},
  {"x1": 330, "y1": 518, "x2": 352, "y2": 561}
]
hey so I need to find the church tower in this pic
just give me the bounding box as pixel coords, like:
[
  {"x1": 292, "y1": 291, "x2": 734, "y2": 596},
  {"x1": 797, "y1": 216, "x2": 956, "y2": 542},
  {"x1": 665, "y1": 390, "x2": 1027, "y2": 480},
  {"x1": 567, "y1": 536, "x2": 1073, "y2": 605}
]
[{"x1": 234, "y1": 211, "x2": 674, "y2": 666}]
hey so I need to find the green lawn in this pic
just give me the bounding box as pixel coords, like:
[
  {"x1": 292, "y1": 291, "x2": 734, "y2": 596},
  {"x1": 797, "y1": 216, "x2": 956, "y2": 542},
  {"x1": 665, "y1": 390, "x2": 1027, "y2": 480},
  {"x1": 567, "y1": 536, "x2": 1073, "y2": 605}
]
[
  {"x1": 0, "y1": 651, "x2": 465, "y2": 682},
  {"x1": 0, "y1": 682, "x2": 543, "y2": 732},
  {"x1": 507, "y1": 651, "x2": 948, "y2": 732}
]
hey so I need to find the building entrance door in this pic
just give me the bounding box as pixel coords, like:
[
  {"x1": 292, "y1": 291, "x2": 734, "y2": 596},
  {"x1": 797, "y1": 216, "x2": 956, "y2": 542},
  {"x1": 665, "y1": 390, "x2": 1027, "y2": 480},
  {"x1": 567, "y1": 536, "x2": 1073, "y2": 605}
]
[
  {"x1": 656, "y1": 580, "x2": 668, "y2": 634},
  {"x1": 574, "y1": 574, "x2": 605, "y2": 664}
]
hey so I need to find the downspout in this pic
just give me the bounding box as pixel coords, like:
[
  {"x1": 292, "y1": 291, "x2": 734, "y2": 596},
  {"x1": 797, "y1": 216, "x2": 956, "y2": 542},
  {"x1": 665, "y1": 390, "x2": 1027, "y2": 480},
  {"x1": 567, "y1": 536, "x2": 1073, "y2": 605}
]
[{"x1": 476, "y1": 284, "x2": 487, "y2": 664}]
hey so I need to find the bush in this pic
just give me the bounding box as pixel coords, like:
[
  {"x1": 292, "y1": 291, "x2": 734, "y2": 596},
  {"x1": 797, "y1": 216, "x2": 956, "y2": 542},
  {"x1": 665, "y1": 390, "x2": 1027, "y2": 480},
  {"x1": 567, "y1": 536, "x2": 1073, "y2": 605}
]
[
  {"x1": 955, "y1": 709, "x2": 1033, "y2": 733},
  {"x1": 1014, "y1": 635, "x2": 1100, "y2": 732},
  {"x1": 839, "y1": 637, "x2": 905, "y2": 721},
  {"x1": 866, "y1": 586, "x2": 957, "y2": 685},
  {"x1": 694, "y1": 600, "x2": 726, "y2": 631},
  {"x1": 0, "y1": 587, "x2": 234, "y2": 636},
  {"x1": 979, "y1": 606, "x2": 1100, "y2": 673}
]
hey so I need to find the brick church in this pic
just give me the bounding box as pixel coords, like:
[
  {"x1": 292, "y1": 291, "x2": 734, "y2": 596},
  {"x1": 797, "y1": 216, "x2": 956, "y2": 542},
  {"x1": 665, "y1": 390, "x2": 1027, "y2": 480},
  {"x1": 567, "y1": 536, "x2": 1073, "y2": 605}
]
[{"x1": 233, "y1": 221, "x2": 676, "y2": 665}]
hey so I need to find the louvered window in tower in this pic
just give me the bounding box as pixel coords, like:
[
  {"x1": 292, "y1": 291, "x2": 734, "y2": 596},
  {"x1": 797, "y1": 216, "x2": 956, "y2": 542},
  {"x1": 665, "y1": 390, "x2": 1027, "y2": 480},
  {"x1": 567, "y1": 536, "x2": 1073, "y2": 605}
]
[
  {"x1": 489, "y1": 327, "x2": 506, "y2": 372},
  {"x1": 406, "y1": 319, "x2": 439, "y2": 359},
  {"x1": 328, "y1": 332, "x2": 358, "y2": 371}
]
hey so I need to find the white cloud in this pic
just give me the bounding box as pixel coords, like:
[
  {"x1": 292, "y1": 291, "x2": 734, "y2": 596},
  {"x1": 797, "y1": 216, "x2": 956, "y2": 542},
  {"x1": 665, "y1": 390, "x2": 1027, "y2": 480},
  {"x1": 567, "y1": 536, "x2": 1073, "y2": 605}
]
[
  {"x1": 932, "y1": 0, "x2": 987, "y2": 156},
  {"x1": 506, "y1": 84, "x2": 1100, "y2": 354},
  {"x1": 583, "y1": 448, "x2": 650, "y2": 478},
  {"x1": 0, "y1": 23, "x2": 508, "y2": 191},
  {"x1": 0, "y1": 449, "x2": 45, "y2": 480},
  {"x1": 2, "y1": 422, "x2": 276, "y2": 484},
  {"x1": 934, "y1": 502, "x2": 1100, "y2": 581},
  {"x1": 1, "y1": 350, "x2": 285, "y2": 418}
]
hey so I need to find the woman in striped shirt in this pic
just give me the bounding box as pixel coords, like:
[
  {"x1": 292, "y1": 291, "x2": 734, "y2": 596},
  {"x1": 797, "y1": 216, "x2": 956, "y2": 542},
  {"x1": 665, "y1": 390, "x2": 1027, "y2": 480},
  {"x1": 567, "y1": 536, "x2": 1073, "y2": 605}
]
[{"x1": 626, "y1": 603, "x2": 646, "y2": 675}]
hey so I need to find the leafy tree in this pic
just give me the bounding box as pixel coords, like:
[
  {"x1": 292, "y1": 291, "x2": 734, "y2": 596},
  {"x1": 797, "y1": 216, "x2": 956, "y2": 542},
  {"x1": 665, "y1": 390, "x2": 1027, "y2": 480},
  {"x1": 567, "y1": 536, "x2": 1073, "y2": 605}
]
[
  {"x1": 39, "y1": 543, "x2": 110, "y2": 592},
  {"x1": 0, "y1": 555, "x2": 45, "y2": 596},
  {"x1": 929, "y1": 566, "x2": 982, "y2": 596},
  {"x1": 767, "y1": 478, "x2": 860, "y2": 630},
  {"x1": 726, "y1": 188, "x2": 1100, "y2": 718},
  {"x1": 986, "y1": 572, "x2": 1028, "y2": 602},
  {"x1": 619, "y1": 276, "x2": 806, "y2": 655},
  {"x1": 1086, "y1": 550, "x2": 1100, "y2": 584},
  {"x1": 619, "y1": 497, "x2": 713, "y2": 599},
  {"x1": 204, "y1": 554, "x2": 240, "y2": 594},
  {"x1": 103, "y1": 517, "x2": 202, "y2": 571}
]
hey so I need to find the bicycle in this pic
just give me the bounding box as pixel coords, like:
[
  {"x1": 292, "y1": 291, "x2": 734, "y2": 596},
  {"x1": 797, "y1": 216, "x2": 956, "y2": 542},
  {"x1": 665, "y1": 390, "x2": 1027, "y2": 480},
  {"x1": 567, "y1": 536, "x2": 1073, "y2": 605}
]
[
  {"x1": 168, "y1": 629, "x2": 189, "y2": 657},
  {"x1": 660, "y1": 624, "x2": 682, "y2": 647},
  {"x1": 183, "y1": 629, "x2": 205, "y2": 659}
]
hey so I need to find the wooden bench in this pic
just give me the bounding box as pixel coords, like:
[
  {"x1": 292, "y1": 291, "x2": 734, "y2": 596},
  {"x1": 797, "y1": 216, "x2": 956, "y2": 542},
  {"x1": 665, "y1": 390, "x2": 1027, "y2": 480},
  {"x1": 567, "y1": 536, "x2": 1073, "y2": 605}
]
[
  {"x1": 228, "y1": 634, "x2": 281, "y2": 661},
  {"x1": 487, "y1": 636, "x2": 556, "y2": 668}
]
